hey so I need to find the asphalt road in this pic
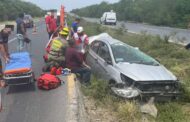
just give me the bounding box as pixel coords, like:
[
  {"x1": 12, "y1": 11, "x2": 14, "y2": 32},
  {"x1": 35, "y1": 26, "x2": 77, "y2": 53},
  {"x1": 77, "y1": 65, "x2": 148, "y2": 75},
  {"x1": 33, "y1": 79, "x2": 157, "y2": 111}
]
[
  {"x1": 83, "y1": 17, "x2": 190, "y2": 45},
  {"x1": 0, "y1": 20, "x2": 69, "y2": 122}
]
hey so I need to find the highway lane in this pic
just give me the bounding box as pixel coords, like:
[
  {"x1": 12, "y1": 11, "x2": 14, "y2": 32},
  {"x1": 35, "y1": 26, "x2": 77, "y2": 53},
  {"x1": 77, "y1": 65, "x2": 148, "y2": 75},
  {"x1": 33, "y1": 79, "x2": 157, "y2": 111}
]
[
  {"x1": 0, "y1": 21, "x2": 69, "y2": 122},
  {"x1": 82, "y1": 17, "x2": 190, "y2": 45}
]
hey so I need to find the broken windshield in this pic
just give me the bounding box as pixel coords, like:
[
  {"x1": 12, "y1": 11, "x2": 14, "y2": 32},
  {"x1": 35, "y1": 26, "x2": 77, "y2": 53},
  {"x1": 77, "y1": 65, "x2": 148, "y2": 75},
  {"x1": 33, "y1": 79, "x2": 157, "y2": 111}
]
[{"x1": 111, "y1": 43, "x2": 159, "y2": 66}]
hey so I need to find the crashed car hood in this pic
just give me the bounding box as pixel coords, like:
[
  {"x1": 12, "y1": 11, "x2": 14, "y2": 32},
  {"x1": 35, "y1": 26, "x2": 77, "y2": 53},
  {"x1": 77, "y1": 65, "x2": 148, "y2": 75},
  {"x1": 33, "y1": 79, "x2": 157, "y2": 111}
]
[{"x1": 116, "y1": 63, "x2": 177, "y2": 81}]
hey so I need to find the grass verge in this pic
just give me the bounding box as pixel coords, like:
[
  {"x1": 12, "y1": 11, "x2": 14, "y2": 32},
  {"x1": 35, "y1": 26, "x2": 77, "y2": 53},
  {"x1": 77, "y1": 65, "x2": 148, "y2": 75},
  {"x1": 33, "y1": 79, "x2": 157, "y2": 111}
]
[{"x1": 73, "y1": 17, "x2": 190, "y2": 122}]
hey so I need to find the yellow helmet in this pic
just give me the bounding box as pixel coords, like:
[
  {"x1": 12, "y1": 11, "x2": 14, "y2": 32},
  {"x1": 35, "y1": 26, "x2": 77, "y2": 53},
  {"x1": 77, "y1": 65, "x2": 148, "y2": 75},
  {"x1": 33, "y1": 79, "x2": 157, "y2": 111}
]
[{"x1": 59, "y1": 27, "x2": 69, "y2": 36}]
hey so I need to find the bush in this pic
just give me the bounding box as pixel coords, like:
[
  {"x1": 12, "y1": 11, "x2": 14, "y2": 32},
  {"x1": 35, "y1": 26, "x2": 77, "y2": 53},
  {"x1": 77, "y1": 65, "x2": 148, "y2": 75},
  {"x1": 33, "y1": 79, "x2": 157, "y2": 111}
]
[
  {"x1": 117, "y1": 101, "x2": 141, "y2": 122},
  {"x1": 0, "y1": 0, "x2": 44, "y2": 21},
  {"x1": 72, "y1": 0, "x2": 190, "y2": 28},
  {"x1": 78, "y1": 18, "x2": 190, "y2": 121},
  {"x1": 82, "y1": 77, "x2": 110, "y2": 101},
  {"x1": 156, "y1": 103, "x2": 187, "y2": 122}
]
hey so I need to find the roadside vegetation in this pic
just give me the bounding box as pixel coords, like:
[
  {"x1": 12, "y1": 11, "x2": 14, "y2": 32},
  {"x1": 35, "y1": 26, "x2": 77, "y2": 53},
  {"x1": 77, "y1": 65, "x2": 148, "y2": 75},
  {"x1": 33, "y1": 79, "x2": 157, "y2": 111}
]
[
  {"x1": 74, "y1": 17, "x2": 190, "y2": 122},
  {"x1": 72, "y1": 0, "x2": 190, "y2": 28},
  {"x1": 0, "y1": 0, "x2": 44, "y2": 21}
]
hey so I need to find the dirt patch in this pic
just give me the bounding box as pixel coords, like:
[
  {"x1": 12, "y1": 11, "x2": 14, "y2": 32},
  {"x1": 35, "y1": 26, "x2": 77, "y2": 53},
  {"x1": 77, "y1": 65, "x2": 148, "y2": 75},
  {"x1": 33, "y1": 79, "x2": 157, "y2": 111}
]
[{"x1": 83, "y1": 96, "x2": 118, "y2": 122}]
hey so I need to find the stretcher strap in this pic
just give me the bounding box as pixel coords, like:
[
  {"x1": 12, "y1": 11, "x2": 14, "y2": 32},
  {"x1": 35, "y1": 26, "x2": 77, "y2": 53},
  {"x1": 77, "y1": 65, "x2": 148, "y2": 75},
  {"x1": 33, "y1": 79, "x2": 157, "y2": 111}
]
[{"x1": 4, "y1": 68, "x2": 31, "y2": 74}]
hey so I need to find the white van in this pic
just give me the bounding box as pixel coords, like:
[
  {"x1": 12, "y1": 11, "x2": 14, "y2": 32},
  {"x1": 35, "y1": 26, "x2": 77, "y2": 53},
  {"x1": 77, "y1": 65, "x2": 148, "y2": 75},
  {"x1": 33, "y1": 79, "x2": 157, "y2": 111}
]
[{"x1": 100, "y1": 10, "x2": 117, "y2": 25}]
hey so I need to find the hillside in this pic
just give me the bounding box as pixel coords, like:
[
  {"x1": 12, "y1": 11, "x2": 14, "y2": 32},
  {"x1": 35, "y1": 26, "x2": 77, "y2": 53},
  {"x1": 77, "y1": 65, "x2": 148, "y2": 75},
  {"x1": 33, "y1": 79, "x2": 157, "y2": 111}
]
[
  {"x1": 71, "y1": 0, "x2": 190, "y2": 28},
  {"x1": 0, "y1": 0, "x2": 44, "y2": 21}
]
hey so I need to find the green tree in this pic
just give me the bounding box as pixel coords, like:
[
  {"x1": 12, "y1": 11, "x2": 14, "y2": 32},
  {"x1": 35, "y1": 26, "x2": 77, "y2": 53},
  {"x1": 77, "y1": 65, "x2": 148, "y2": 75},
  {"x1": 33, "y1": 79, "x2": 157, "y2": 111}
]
[
  {"x1": 72, "y1": 0, "x2": 190, "y2": 28},
  {"x1": 0, "y1": 0, "x2": 44, "y2": 21}
]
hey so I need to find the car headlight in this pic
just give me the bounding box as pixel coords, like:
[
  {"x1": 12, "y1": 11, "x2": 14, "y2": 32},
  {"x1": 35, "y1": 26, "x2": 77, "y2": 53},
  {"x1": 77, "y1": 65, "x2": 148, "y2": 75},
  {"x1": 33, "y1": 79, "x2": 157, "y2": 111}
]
[
  {"x1": 120, "y1": 73, "x2": 134, "y2": 86},
  {"x1": 111, "y1": 87, "x2": 140, "y2": 99}
]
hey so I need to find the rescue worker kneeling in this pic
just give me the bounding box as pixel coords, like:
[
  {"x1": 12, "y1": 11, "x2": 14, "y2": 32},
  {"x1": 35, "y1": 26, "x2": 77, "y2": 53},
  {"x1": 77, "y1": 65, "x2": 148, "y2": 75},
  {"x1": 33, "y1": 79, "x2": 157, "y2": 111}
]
[{"x1": 45, "y1": 27, "x2": 69, "y2": 70}]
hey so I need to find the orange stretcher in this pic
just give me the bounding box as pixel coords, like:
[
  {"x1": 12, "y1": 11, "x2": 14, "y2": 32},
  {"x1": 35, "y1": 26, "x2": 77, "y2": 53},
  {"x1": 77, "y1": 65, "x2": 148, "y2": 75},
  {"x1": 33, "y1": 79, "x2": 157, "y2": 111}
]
[{"x1": 4, "y1": 52, "x2": 35, "y2": 85}]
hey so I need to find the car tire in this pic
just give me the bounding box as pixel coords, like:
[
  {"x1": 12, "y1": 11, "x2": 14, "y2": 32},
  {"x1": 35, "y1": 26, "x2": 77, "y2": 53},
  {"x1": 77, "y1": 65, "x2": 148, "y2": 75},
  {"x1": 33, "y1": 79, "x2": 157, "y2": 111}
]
[{"x1": 108, "y1": 80, "x2": 116, "y2": 87}]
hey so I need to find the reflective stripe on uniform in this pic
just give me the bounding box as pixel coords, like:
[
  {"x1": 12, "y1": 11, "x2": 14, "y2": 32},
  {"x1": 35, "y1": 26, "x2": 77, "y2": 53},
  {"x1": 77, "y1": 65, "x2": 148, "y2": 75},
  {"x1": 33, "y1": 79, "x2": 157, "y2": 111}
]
[{"x1": 51, "y1": 39, "x2": 63, "y2": 51}]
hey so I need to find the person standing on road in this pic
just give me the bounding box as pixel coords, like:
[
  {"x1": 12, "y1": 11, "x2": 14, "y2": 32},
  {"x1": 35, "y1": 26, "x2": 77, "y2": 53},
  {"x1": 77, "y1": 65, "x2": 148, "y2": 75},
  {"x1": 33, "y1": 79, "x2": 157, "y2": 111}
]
[
  {"x1": 65, "y1": 40, "x2": 91, "y2": 85},
  {"x1": 45, "y1": 10, "x2": 57, "y2": 39},
  {"x1": 0, "y1": 27, "x2": 11, "y2": 58},
  {"x1": 0, "y1": 80, "x2": 6, "y2": 112},
  {"x1": 0, "y1": 43, "x2": 9, "y2": 112},
  {"x1": 16, "y1": 13, "x2": 27, "y2": 51},
  {"x1": 71, "y1": 18, "x2": 80, "y2": 38}
]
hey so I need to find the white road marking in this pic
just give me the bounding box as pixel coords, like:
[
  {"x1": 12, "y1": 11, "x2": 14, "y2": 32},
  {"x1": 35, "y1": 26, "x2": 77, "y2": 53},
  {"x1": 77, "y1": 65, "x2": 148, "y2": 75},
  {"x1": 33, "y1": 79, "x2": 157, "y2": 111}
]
[{"x1": 128, "y1": 30, "x2": 138, "y2": 34}]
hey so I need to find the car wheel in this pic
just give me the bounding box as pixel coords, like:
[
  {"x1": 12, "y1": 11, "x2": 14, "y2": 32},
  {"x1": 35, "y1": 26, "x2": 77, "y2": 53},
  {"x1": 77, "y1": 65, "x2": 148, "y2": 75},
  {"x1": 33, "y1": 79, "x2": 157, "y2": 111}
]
[
  {"x1": 104, "y1": 21, "x2": 107, "y2": 25},
  {"x1": 108, "y1": 80, "x2": 116, "y2": 87}
]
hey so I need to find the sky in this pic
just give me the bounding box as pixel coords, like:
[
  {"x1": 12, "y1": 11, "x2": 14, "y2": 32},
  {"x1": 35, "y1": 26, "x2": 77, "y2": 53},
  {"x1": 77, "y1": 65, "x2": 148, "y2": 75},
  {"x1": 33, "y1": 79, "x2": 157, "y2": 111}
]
[{"x1": 24, "y1": 0, "x2": 119, "y2": 11}]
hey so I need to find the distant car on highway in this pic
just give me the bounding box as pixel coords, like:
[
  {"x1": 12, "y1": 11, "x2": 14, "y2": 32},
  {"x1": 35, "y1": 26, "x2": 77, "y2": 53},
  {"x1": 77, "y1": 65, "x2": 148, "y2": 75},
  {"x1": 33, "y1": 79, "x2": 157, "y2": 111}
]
[
  {"x1": 100, "y1": 10, "x2": 117, "y2": 25},
  {"x1": 86, "y1": 33, "x2": 180, "y2": 99},
  {"x1": 24, "y1": 14, "x2": 34, "y2": 28}
]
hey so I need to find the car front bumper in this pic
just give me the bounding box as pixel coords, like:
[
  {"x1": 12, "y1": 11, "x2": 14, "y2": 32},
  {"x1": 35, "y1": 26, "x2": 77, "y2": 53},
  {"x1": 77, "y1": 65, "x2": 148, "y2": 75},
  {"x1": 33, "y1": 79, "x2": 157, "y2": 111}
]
[
  {"x1": 111, "y1": 87, "x2": 181, "y2": 99},
  {"x1": 140, "y1": 91, "x2": 181, "y2": 97}
]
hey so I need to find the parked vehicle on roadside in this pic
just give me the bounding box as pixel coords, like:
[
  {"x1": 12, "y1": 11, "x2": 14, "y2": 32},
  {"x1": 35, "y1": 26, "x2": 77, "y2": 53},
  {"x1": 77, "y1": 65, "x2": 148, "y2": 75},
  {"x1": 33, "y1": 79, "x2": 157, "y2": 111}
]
[
  {"x1": 100, "y1": 10, "x2": 117, "y2": 25},
  {"x1": 24, "y1": 14, "x2": 34, "y2": 28},
  {"x1": 86, "y1": 33, "x2": 180, "y2": 99}
]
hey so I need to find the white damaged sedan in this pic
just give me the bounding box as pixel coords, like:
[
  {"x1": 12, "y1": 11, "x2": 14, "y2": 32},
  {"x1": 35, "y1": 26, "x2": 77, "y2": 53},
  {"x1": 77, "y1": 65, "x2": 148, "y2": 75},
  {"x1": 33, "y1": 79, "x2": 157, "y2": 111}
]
[{"x1": 86, "y1": 33, "x2": 180, "y2": 99}]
